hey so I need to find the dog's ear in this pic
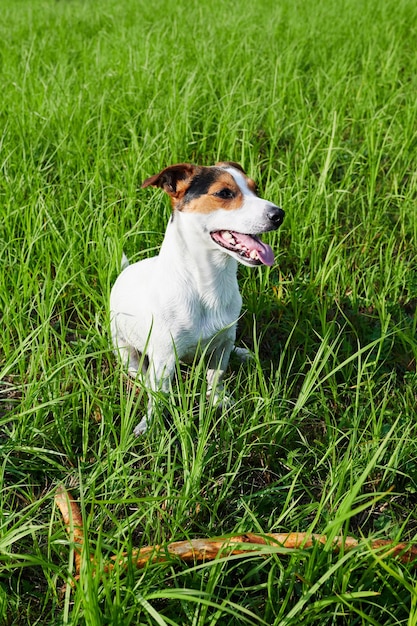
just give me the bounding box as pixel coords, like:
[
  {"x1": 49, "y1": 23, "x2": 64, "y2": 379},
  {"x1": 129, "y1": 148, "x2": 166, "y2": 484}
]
[
  {"x1": 141, "y1": 164, "x2": 197, "y2": 199},
  {"x1": 215, "y1": 161, "x2": 247, "y2": 175}
]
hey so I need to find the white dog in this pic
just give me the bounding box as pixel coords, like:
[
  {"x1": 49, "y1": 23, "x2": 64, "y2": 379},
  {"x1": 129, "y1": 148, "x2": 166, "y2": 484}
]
[{"x1": 110, "y1": 162, "x2": 284, "y2": 435}]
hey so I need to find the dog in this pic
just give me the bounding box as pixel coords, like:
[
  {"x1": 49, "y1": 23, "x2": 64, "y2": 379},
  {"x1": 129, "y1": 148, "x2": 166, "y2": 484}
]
[{"x1": 110, "y1": 161, "x2": 284, "y2": 435}]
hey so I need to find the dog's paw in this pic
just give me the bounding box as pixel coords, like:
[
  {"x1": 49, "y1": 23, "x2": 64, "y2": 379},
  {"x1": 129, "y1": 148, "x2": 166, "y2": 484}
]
[
  {"x1": 218, "y1": 394, "x2": 235, "y2": 411},
  {"x1": 133, "y1": 416, "x2": 148, "y2": 437},
  {"x1": 232, "y1": 346, "x2": 254, "y2": 363},
  {"x1": 207, "y1": 388, "x2": 235, "y2": 411}
]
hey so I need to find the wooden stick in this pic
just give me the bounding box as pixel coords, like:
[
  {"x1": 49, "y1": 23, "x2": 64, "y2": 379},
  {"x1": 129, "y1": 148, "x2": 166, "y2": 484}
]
[
  {"x1": 54, "y1": 485, "x2": 417, "y2": 579},
  {"x1": 55, "y1": 485, "x2": 84, "y2": 575},
  {"x1": 111, "y1": 532, "x2": 417, "y2": 572}
]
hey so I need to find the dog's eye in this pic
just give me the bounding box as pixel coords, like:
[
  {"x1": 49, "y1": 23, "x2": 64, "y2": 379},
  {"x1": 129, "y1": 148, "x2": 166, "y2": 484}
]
[{"x1": 214, "y1": 188, "x2": 235, "y2": 200}]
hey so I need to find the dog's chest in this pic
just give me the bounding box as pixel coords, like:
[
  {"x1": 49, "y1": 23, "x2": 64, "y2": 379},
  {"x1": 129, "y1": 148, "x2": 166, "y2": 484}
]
[{"x1": 172, "y1": 291, "x2": 241, "y2": 360}]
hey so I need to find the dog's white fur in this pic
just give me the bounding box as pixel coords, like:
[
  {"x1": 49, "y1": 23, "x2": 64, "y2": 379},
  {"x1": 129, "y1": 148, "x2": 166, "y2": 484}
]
[{"x1": 110, "y1": 162, "x2": 284, "y2": 435}]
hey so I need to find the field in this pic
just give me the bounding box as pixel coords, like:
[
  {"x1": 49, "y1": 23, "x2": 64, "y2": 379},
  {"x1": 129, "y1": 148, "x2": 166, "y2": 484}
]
[{"x1": 1, "y1": 0, "x2": 417, "y2": 623}]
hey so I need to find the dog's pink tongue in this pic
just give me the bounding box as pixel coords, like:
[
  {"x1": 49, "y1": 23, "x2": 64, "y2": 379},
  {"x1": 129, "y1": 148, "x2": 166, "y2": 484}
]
[
  {"x1": 256, "y1": 242, "x2": 275, "y2": 266},
  {"x1": 234, "y1": 233, "x2": 275, "y2": 266}
]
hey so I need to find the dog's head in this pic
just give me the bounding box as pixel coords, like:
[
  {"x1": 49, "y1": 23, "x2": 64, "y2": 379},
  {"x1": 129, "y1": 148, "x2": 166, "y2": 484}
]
[{"x1": 141, "y1": 162, "x2": 284, "y2": 267}]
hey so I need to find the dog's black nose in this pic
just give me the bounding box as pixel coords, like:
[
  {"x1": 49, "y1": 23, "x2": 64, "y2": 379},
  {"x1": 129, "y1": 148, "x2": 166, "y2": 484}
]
[{"x1": 267, "y1": 205, "x2": 285, "y2": 226}]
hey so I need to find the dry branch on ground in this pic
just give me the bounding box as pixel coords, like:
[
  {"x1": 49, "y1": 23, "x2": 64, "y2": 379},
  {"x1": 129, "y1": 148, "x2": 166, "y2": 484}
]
[{"x1": 55, "y1": 485, "x2": 417, "y2": 581}]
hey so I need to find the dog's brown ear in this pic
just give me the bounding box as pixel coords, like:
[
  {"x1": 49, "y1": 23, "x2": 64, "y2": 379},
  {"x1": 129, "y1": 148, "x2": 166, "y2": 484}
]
[
  {"x1": 141, "y1": 164, "x2": 197, "y2": 199},
  {"x1": 215, "y1": 161, "x2": 247, "y2": 175}
]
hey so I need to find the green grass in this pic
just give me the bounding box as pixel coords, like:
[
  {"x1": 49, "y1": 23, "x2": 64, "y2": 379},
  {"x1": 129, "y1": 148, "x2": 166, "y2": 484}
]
[{"x1": 1, "y1": 0, "x2": 417, "y2": 623}]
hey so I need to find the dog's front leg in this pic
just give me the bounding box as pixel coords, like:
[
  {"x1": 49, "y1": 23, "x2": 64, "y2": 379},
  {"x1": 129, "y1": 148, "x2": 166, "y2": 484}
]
[
  {"x1": 133, "y1": 357, "x2": 174, "y2": 436},
  {"x1": 206, "y1": 338, "x2": 235, "y2": 408}
]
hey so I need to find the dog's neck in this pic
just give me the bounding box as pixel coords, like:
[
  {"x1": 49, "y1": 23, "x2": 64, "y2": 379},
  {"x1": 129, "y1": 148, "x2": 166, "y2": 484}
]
[{"x1": 158, "y1": 212, "x2": 239, "y2": 306}]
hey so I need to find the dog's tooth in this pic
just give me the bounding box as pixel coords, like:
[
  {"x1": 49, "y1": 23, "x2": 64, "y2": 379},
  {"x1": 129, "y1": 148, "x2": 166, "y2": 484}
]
[
  {"x1": 250, "y1": 249, "x2": 259, "y2": 260},
  {"x1": 222, "y1": 231, "x2": 236, "y2": 245}
]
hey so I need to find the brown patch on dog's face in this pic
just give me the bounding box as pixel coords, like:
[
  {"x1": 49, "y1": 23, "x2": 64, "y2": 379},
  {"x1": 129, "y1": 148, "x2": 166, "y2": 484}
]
[
  {"x1": 181, "y1": 168, "x2": 245, "y2": 214},
  {"x1": 246, "y1": 178, "x2": 258, "y2": 194},
  {"x1": 141, "y1": 162, "x2": 256, "y2": 213},
  {"x1": 216, "y1": 161, "x2": 258, "y2": 195}
]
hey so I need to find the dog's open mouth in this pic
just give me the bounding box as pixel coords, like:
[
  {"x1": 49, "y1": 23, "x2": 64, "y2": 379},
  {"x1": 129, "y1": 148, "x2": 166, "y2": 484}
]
[{"x1": 210, "y1": 230, "x2": 275, "y2": 266}]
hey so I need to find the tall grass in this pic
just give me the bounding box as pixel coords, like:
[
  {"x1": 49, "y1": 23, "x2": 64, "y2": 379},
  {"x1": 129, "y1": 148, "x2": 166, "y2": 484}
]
[{"x1": 1, "y1": 0, "x2": 417, "y2": 623}]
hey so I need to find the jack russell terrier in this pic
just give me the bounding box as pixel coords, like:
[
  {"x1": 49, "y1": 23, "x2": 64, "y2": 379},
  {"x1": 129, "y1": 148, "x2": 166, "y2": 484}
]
[{"x1": 110, "y1": 161, "x2": 284, "y2": 435}]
